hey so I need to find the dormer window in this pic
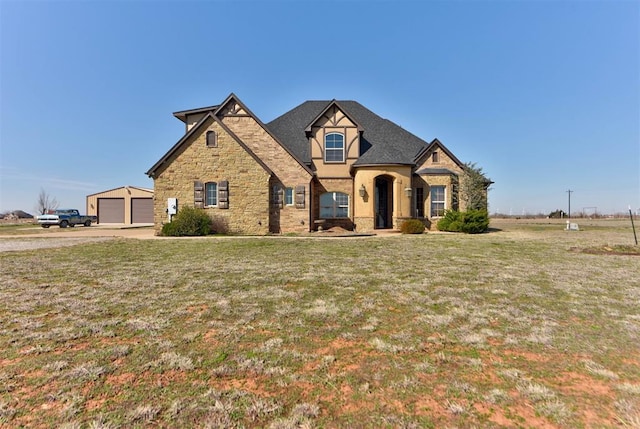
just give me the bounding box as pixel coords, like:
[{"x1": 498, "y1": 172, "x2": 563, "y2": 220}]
[{"x1": 324, "y1": 133, "x2": 344, "y2": 163}]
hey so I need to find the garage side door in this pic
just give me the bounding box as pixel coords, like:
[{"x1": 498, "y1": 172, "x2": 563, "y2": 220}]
[
  {"x1": 98, "y1": 198, "x2": 125, "y2": 223},
  {"x1": 131, "y1": 198, "x2": 153, "y2": 223}
]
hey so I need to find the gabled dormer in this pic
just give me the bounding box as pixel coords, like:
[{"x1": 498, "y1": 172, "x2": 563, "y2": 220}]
[
  {"x1": 414, "y1": 138, "x2": 464, "y2": 173},
  {"x1": 305, "y1": 101, "x2": 363, "y2": 178}
]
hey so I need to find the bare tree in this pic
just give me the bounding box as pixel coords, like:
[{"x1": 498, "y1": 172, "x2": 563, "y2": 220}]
[{"x1": 36, "y1": 188, "x2": 59, "y2": 215}]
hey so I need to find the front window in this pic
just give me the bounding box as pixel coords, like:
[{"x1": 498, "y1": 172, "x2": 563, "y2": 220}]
[
  {"x1": 430, "y1": 186, "x2": 445, "y2": 217},
  {"x1": 324, "y1": 133, "x2": 344, "y2": 162},
  {"x1": 285, "y1": 187, "x2": 294, "y2": 206},
  {"x1": 320, "y1": 192, "x2": 349, "y2": 218},
  {"x1": 205, "y1": 182, "x2": 218, "y2": 206}
]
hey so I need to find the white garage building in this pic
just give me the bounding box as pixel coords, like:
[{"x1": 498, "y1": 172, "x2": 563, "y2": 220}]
[{"x1": 87, "y1": 186, "x2": 153, "y2": 224}]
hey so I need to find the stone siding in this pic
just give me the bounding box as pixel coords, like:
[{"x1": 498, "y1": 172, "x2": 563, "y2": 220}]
[
  {"x1": 220, "y1": 114, "x2": 311, "y2": 233},
  {"x1": 152, "y1": 117, "x2": 271, "y2": 235}
]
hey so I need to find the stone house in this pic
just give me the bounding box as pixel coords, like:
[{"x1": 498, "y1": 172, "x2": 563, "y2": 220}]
[{"x1": 146, "y1": 93, "x2": 488, "y2": 234}]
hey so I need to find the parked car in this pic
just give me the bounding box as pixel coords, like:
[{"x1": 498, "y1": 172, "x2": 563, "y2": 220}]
[{"x1": 36, "y1": 209, "x2": 98, "y2": 228}]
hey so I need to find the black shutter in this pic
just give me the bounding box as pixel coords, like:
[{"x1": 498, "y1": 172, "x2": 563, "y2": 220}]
[
  {"x1": 274, "y1": 186, "x2": 283, "y2": 208},
  {"x1": 194, "y1": 181, "x2": 204, "y2": 208},
  {"x1": 218, "y1": 180, "x2": 229, "y2": 209},
  {"x1": 295, "y1": 185, "x2": 305, "y2": 209}
]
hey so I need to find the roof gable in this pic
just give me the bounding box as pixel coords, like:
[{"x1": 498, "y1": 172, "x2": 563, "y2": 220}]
[
  {"x1": 146, "y1": 111, "x2": 272, "y2": 177},
  {"x1": 417, "y1": 138, "x2": 465, "y2": 168},
  {"x1": 173, "y1": 105, "x2": 219, "y2": 123},
  {"x1": 303, "y1": 100, "x2": 364, "y2": 132},
  {"x1": 215, "y1": 94, "x2": 313, "y2": 176},
  {"x1": 87, "y1": 186, "x2": 153, "y2": 197},
  {"x1": 267, "y1": 100, "x2": 431, "y2": 166}
]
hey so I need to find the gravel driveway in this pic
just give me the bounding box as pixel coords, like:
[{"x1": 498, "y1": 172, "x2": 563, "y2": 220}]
[{"x1": 0, "y1": 225, "x2": 157, "y2": 252}]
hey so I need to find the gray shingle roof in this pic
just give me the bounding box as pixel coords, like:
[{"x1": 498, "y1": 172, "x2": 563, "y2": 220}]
[
  {"x1": 415, "y1": 167, "x2": 459, "y2": 176},
  {"x1": 266, "y1": 100, "x2": 430, "y2": 166}
]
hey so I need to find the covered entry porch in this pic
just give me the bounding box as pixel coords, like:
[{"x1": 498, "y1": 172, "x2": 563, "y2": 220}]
[{"x1": 352, "y1": 166, "x2": 413, "y2": 232}]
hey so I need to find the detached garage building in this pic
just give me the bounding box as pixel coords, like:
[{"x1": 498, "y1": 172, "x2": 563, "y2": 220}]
[{"x1": 87, "y1": 186, "x2": 153, "y2": 224}]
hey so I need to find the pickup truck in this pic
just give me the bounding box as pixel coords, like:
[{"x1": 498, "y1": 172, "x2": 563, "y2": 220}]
[{"x1": 37, "y1": 209, "x2": 98, "y2": 228}]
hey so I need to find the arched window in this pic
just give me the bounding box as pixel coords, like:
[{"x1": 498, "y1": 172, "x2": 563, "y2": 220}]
[
  {"x1": 324, "y1": 133, "x2": 344, "y2": 162},
  {"x1": 206, "y1": 130, "x2": 217, "y2": 147},
  {"x1": 320, "y1": 192, "x2": 349, "y2": 218},
  {"x1": 205, "y1": 182, "x2": 218, "y2": 207}
]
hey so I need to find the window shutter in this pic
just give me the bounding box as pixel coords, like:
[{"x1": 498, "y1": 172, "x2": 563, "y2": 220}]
[
  {"x1": 194, "y1": 181, "x2": 204, "y2": 208},
  {"x1": 274, "y1": 186, "x2": 283, "y2": 208},
  {"x1": 218, "y1": 180, "x2": 229, "y2": 209},
  {"x1": 295, "y1": 185, "x2": 305, "y2": 209},
  {"x1": 206, "y1": 131, "x2": 217, "y2": 147}
]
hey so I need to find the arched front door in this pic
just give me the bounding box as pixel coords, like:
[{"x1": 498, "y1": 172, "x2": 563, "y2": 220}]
[{"x1": 374, "y1": 175, "x2": 393, "y2": 229}]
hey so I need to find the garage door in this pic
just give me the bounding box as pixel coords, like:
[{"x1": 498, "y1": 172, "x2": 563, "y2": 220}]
[
  {"x1": 131, "y1": 198, "x2": 153, "y2": 223},
  {"x1": 98, "y1": 198, "x2": 125, "y2": 223}
]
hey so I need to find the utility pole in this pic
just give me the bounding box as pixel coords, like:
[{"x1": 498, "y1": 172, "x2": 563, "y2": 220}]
[
  {"x1": 630, "y1": 206, "x2": 638, "y2": 245},
  {"x1": 566, "y1": 190, "x2": 573, "y2": 219}
]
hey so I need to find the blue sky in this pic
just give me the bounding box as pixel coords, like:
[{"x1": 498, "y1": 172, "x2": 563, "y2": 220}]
[{"x1": 1, "y1": 0, "x2": 638, "y2": 216}]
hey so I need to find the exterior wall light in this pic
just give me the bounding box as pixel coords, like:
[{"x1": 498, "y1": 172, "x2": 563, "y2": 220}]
[
  {"x1": 404, "y1": 187, "x2": 412, "y2": 198},
  {"x1": 359, "y1": 184, "x2": 366, "y2": 198}
]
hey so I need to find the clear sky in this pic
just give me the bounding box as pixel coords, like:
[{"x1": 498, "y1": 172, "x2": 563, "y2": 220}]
[{"x1": 1, "y1": 0, "x2": 638, "y2": 216}]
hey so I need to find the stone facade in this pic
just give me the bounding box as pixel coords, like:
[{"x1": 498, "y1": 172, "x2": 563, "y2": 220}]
[
  {"x1": 151, "y1": 116, "x2": 271, "y2": 235},
  {"x1": 219, "y1": 102, "x2": 312, "y2": 233}
]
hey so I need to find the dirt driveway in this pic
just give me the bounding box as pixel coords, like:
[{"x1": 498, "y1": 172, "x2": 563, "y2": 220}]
[
  {"x1": 0, "y1": 225, "x2": 157, "y2": 252},
  {"x1": 23, "y1": 224, "x2": 157, "y2": 239}
]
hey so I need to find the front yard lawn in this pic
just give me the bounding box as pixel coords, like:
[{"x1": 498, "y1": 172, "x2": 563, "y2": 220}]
[{"x1": 1, "y1": 221, "x2": 639, "y2": 428}]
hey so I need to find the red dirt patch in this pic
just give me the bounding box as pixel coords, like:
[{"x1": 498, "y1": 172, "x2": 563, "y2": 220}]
[
  {"x1": 106, "y1": 372, "x2": 137, "y2": 386},
  {"x1": 503, "y1": 349, "x2": 550, "y2": 362}
]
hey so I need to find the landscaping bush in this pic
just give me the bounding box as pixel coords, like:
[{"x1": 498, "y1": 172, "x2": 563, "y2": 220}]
[
  {"x1": 437, "y1": 209, "x2": 489, "y2": 234},
  {"x1": 436, "y1": 210, "x2": 464, "y2": 232},
  {"x1": 400, "y1": 218, "x2": 426, "y2": 234},
  {"x1": 161, "y1": 206, "x2": 212, "y2": 236}
]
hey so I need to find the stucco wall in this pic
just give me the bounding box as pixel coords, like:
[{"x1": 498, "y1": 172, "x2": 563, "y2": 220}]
[
  {"x1": 309, "y1": 105, "x2": 360, "y2": 179},
  {"x1": 352, "y1": 166, "x2": 413, "y2": 232}
]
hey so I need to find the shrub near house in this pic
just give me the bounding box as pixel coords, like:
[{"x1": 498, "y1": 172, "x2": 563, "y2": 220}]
[
  {"x1": 436, "y1": 209, "x2": 489, "y2": 234},
  {"x1": 161, "y1": 206, "x2": 212, "y2": 236},
  {"x1": 400, "y1": 219, "x2": 426, "y2": 234}
]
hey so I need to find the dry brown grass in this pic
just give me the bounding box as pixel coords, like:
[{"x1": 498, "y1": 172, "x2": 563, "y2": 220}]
[{"x1": 0, "y1": 218, "x2": 638, "y2": 427}]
